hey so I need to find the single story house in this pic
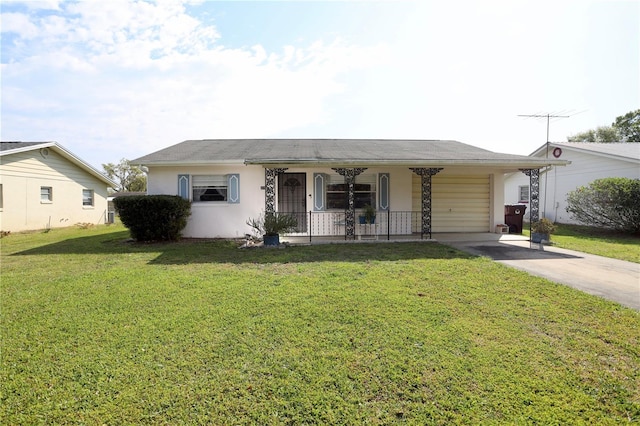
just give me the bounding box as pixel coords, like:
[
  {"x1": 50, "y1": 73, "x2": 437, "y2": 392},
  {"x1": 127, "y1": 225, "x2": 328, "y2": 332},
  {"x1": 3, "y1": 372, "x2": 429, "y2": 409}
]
[
  {"x1": 133, "y1": 139, "x2": 568, "y2": 240},
  {"x1": 504, "y1": 142, "x2": 640, "y2": 224},
  {"x1": 0, "y1": 141, "x2": 117, "y2": 232}
]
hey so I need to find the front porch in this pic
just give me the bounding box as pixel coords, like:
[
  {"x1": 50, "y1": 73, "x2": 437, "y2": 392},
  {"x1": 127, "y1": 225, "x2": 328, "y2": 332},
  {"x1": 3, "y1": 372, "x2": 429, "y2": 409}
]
[
  {"x1": 274, "y1": 210, "x2": 531, "y2": 244},
  {"x1": 282, "y1": 227, "x2": 530, "y2": 245},
  {"x1": 264, "y1": 166, "x2": 542, "y2": 243}
]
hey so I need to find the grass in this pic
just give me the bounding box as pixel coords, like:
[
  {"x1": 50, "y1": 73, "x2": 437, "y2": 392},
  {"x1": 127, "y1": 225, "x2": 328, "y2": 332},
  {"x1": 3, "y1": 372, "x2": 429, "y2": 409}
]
[
  {"x1": 1, "y1": 224, "x2": 639, "y2": 424},
  {"x1": 524, "y1": 223, "x2": 640, "y2": 263}
]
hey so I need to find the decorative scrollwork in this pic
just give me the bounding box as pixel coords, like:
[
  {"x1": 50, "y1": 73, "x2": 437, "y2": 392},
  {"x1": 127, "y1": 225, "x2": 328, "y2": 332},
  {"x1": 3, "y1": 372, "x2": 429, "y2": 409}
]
[
  {"x1": 332, "y1": 168, "x2": 367, "y2": 238},
  {"x1": 409, "y1": 168, "x2": 443, "y2": 238},
  {"x1": 265, "y1": 168, "x2": 288, "y2": 213},
  {"x1": 520, "y1": 169, "x2": 540, "y2": 222}
]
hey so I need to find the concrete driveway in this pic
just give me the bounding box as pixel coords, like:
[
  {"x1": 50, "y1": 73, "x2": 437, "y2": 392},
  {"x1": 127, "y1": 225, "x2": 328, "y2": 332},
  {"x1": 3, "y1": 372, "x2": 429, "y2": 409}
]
[{"x1": 437, "y1": 234, "x2": 640, "y2": 311}]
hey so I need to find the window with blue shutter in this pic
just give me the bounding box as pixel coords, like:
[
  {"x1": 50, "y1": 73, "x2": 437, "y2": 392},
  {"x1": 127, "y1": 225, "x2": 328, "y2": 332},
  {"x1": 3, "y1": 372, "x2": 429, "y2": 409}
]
[
  {"x1": 178, "y1": 174, "x2": 190, "y2": 200},
  {"x1": 378, "y1": 173, "x2": 390, "y2": 211},
  {"x1": 227, "y1": 174, "x2": 240, "y2": 203},
  {"x1": 313, "y1": 173, "x2": 325, "y2": 211}
]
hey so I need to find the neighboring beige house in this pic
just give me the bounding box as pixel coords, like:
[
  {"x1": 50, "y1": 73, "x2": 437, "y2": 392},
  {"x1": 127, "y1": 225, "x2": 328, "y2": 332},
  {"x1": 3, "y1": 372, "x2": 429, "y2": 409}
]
[
  {"x1": 504, "y1": 142, "x2": 640, "y2": 224},
  {"x1": 0, "y1": 141, "x2": 117, "y2": 232},
  {"x1": 133, "y1": 139, "x2": 567, "y2": 240}
]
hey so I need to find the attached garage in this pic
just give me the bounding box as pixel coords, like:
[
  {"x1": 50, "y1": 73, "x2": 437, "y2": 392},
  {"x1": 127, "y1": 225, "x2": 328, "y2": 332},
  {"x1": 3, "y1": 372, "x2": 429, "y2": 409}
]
[{"x1": 413, "y1": 174, "x2": 490, "y2": 232}]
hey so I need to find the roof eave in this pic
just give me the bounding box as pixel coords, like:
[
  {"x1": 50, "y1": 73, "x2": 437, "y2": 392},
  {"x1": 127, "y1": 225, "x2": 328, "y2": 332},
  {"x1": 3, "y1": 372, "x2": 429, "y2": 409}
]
[
  {"x1": 136, "y1": 160, "x2": 246, "y2": 167},
  {"x1": 0, "y1": 141, "x2": 56, "y2": 156},
  {"x1": 52, "y1": 143, "x2": 119, "y2": 187},
  {"x1": 532, "y1": 142, "x2": 640, "y2": 163},
  {"x1": 1, "y1": 142, "x2": 117, "y2": 187},
  {"x1": 244, "y1": 158, "x2": 570, "y2": 168}
]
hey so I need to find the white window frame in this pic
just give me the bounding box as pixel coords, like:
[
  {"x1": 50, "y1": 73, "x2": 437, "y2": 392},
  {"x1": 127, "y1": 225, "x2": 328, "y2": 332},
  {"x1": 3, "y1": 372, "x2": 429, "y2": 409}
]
[
  {"x1": 41, "y1": 186, "x2": 52, "y2": 203},
  {"x1": 192, "y1": 175, "x2": 228, "y2": 202},
  {"x1": 518, "y1": 185, "x2": 529, "y2": 203},
  {"x1": 82, "y1": 189, "x2": 95, "y2": 207}
]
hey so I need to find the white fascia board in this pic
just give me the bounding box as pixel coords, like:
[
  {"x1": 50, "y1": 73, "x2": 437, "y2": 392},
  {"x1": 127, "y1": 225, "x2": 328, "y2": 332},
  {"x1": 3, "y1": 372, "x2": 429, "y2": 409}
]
[
  {"x1": 50, "y1": 143, "x2": 119, "y2": 187},
  {"x1": 140, "y1": 160, "x2": 247, "y2": 167},
  {"x1": 244, "y1": 159, "x2": 570, "y2": 168},
  {"x1": 0, "y1": 141, "x2": 55, "y2": 156}
]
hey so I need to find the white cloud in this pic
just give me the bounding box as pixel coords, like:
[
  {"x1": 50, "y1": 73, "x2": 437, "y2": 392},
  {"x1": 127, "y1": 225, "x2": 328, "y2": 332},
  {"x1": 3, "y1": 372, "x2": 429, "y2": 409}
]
[
  {"x1": 1, "y1": 1, "x2": 392, "y2": 165},
  {"x1": 1, "y1": 0, "x2": 637, "y2": 167},
  {"x1": 7, "y1": 0, "x2": 61, "y2": 11},
  {"x1": 0, "y1": 12, "x2": 39, "y2": 39}
]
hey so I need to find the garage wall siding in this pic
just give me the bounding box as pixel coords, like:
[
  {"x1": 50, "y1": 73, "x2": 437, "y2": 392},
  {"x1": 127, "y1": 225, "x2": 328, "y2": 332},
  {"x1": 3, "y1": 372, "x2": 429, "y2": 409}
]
[{"x1": 413, "y1": 174, "x2": 490, "y2": 232}]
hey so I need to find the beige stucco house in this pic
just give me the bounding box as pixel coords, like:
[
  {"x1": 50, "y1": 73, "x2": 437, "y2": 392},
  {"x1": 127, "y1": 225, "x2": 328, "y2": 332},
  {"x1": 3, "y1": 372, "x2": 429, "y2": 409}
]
[
  {"x1": 133, "y1": 139, "x2": 567, "y2": 240},
  {"x1": 0, "y1": 141, "x2": 117, "y2": 232}
]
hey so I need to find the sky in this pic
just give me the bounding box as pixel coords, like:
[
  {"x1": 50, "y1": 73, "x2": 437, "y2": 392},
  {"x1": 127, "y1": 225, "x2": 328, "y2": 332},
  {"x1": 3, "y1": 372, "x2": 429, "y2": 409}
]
[{"x1": 1, "y1": 0, "x2": 638, "y2": 170}]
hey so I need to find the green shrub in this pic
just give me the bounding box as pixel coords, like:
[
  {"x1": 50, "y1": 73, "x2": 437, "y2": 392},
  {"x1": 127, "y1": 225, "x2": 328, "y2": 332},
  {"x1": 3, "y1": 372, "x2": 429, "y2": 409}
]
[
  {"x1": 113, "y1": 195, "x2": 191, "y2": 241},
  {"x1": 530, "y1": 218, "x2": 556, "y2": 234},
  {"x1": 246, "y1": 212, "x2": 298, "y2": 236},
  {"x1": 566, "y1": 178, "x2": 640, "y2": 234}
]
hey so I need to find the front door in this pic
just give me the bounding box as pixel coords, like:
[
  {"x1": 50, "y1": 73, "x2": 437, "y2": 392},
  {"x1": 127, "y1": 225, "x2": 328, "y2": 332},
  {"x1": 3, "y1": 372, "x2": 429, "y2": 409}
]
[{"x1": 278, "y1": 173, "x2": 307, "y2": 232}]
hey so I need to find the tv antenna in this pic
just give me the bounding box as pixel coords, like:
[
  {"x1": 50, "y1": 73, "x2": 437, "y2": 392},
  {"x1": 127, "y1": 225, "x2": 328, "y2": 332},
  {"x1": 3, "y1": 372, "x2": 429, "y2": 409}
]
[
  {"x1": 517, "y1": 110, "x2": 582, "y2": 220},
  {"x1": 519, "y1": 112, "x2": 568, "y2": 148}
]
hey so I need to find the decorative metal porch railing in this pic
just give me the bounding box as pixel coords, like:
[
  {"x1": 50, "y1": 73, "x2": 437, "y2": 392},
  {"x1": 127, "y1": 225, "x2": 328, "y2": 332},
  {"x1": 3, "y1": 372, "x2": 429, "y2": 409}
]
[{"x1": 276, "y1": 211, "x2": 426, "y2": 242}]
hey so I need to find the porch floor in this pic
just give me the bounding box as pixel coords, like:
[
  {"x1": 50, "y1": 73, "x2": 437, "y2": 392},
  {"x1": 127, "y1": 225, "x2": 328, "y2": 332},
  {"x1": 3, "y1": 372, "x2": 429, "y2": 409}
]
[{"x1": 282, "y1": 233, "x2": 530, "y2": 245}]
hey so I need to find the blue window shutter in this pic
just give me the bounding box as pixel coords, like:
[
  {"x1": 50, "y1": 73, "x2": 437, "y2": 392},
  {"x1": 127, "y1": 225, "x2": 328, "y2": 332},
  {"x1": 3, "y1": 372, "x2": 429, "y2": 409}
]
[
  {"x1": 313, "y1": 173, "x2": 325, "y2": 211},
  {"x1": 379, "y1": 173, "x2": 390, "y2": 211},
  {"x1": 178, "y1": 174, "x2": 190, "y2": 200},
  {"x1": 227, "y1": 174, "x2": 240, "y2": 203}
]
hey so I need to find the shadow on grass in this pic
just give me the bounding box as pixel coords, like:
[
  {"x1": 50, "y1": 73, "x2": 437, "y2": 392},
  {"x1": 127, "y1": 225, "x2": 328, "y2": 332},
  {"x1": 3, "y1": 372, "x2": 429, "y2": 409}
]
[
  {"x1": 456, "y1": 243, "x2": 583, "y2": 261},
  {"x1": 12, "y1": 231, "x2": 476, "y2": 265}
]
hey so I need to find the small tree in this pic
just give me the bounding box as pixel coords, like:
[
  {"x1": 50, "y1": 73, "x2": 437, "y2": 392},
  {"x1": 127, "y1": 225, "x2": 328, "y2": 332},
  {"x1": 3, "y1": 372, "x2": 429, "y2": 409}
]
[
  {"x1": 567, "y1": 109, "x2": 640, "y2": 143},
  {"x1": 613, "y1": 109, "x2": 640, "y2": 142},
  {"x1": 566, "y1": 178, "x2": 640, "y2": 234},
  {"x1": 102, "y1": 158, "x2": 147, "y2": 192},
  {"x1": 113, "y1": 195, "x2": 191, "y2": 241},
  {"x1": 567, "y1": 126, "x2": 619, "y2": 143}
]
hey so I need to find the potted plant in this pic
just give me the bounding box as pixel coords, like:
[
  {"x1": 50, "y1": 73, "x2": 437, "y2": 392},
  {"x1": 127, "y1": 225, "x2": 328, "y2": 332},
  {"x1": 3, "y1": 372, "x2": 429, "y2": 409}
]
[
  {"x1": 246, "y1": 212, "x2": 298, "y2": 246},
  {"x1": 530, "y1": 218, "x2": 556, "y2": 243},
  {"x1": 358, "y1": 204, "x2": 376, "y2": 224}
]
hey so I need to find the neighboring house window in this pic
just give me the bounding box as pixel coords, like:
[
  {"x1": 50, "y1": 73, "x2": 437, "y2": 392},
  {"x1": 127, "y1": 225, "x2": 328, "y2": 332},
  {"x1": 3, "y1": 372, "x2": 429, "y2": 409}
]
[
  {"x1": 82, "y1": 189, "x2": 94, "y2": 206},
  {"x1": 326, "y1": 173, "x2": 377, "y2": 210},
  {"x1": 41, "y1": 186, "x2": 52, "y2": 203},
  {"x1": 193, "y1": 175, "x2": 228, "y2": 202},
  {"x1": 518, "y1": 185, "x2": 529, "y2": 203}
]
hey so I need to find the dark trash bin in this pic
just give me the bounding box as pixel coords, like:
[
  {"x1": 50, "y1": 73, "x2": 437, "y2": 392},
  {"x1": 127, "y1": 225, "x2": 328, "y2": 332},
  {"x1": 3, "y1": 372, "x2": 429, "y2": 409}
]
[{"x1": 504, "y1": 204, "x2": 527, "y2": 234}]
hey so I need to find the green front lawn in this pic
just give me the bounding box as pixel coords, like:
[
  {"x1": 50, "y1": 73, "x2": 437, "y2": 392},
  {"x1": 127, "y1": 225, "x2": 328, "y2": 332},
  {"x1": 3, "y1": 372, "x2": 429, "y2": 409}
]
[
  {"x1": 2, "y1": 225, "x2": 639, "y2": 424},
  {"x1": 524, "y1": 223, "x2": 640, "y2": 263}
]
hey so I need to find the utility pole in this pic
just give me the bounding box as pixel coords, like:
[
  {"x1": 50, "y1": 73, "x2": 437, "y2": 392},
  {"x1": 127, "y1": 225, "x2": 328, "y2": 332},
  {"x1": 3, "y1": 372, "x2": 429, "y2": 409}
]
[{"x1": 517, "y1": 112, "x2": 572, "y2": 219}]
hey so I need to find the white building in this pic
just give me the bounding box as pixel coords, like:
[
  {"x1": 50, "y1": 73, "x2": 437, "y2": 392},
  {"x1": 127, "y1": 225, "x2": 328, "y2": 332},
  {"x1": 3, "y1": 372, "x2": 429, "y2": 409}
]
[
  {"x1": 134, "y1": 139, "x2": 567, "y2": 239},
  {"x1": 0, "y1": 142, "x2": 116, "y2": 232},
  {"x1": 504, "y1": 142, "x2": 640, "y2": 224}
]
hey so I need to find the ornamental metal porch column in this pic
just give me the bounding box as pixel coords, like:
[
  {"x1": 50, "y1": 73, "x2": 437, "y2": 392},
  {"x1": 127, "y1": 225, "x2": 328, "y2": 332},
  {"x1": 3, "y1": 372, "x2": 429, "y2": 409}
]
[
  {"x1": 332, "y1": 167, "x2": 367, "y2": 239},
  {"x1": 520, "y1": 169, "x2": 540, "y2": 222},
  {"x1": 410, "y1": 167, "x2": 443, "y2": 239},
  {"x1": 265, "y1": 168, "x2": 288, "y2": 213}
]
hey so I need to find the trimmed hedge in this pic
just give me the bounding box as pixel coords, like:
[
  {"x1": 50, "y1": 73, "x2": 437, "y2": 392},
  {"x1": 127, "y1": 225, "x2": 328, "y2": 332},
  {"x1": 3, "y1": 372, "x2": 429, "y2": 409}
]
[
  {"x1": 566, "y1": 177, "x2": 640, "y2": 234},
  {"x1": 113, "y1": 195, "x2": 191, "y2": 241}
]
